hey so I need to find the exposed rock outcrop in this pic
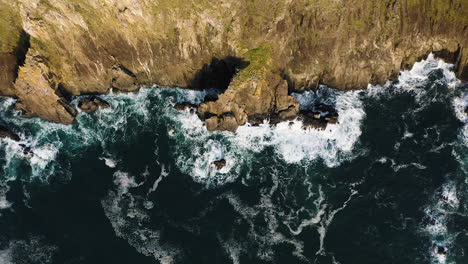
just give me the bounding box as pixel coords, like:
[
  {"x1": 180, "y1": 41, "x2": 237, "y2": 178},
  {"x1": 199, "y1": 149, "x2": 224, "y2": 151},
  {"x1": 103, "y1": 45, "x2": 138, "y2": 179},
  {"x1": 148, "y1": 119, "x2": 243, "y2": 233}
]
[
  {"x1": 174, "y1": 102, "x2": 198, "y2": 113},
  {"x1": 298, "y1": 105, "x2": 339, "y2": 130},
  {"x1": 213, "y1": 159, "x2": 226, "y2": 170},
  {"x1": 14, "y1": 59, "x2": 76, "y2": 124},
  {"x1": 198, "y1": 48, "x2": 299, "y2": 131},
  {"x1": 78, "y1": 97, "x2": 110, "y2": 113},
  {"x1": 0, "y1": 0, "x2": 466, "y2": 125},
  {"x1": 0, "y1": 125, "x2": 20, "y2": 141}
]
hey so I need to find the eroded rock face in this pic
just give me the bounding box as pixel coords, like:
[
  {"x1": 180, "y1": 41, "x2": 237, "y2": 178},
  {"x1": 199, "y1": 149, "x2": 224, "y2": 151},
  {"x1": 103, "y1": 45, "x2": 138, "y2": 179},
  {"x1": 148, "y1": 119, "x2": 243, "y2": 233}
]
[
  {"x1": 198, "y1": 48, "x2": 300, "y2": 131},
  {"x1": 78, "y1": 97, "x2": 110, "y2": 113},
  {"x1": 0, "y1": 0, "x2": 466, "y2": 124},
  {"x1": 14, "y1": 59, "x2": 76, "y2": 124},
  {"x1": 0, "y1": 53, "x2": 17, "y2": 96}
]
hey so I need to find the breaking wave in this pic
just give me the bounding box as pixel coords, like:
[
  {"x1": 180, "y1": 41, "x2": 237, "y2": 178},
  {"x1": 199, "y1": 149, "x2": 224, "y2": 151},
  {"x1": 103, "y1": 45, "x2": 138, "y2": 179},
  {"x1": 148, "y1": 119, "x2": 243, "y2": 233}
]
[{"x1": 0, "y1": 53, "x2": 466, "y2": 263}]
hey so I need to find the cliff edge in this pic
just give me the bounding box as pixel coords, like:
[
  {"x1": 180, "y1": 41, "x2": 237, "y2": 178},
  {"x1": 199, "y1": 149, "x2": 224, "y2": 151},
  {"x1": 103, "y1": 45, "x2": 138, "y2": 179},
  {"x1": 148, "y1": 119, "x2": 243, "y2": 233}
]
[{"x1": 0, "y1": 0, "x2": 467, "y2": 126}]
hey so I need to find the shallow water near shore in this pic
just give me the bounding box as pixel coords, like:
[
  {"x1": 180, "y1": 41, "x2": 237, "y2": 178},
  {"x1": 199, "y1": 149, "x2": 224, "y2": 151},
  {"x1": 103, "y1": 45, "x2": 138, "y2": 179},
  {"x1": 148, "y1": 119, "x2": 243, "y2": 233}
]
[{"x1": 0, "y1": 55, "x2": 467, "y2": 264}]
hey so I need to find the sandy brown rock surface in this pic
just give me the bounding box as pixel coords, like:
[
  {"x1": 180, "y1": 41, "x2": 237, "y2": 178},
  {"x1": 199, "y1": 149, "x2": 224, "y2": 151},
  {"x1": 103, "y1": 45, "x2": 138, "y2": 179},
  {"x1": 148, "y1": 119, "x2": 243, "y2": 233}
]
[{"x1": 0, "y1": 0, "x2": 466, "y2": 126}]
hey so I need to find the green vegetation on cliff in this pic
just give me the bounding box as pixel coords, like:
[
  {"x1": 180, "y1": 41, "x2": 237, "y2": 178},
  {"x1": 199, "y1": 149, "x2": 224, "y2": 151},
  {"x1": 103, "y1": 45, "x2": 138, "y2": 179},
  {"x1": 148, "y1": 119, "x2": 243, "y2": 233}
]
[
  {"x1": 231, "y1": 47, "x2": 271, "y2": 86},
  {"x1": 0, "y1": 0, "x2": 466, "y2": 124},
  {"x1": 0, "y1": 3, "x2": 22, "y2": 53}
]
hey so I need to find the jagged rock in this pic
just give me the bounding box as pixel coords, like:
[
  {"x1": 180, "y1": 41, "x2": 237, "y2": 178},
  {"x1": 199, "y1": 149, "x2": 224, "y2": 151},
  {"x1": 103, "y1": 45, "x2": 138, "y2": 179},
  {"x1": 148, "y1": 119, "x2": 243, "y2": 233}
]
[
  {"x1": 0, "y1": 0, "x2": 467, "y2": 124},
  {"x1": 297, "y1": 103, "x2": 339, "y2": 129},
  {"x1": 315, "y1": 103, "x2": 337, "y2": 115},
  {"x1": 0, "y1": 53, "x2": 18, "y2": 96},
  {"x1": 437, "y1": 246, "x2": 447, "y2": 255},
  {"x1": 325, "y1": 115, "x2": 338, "y2": 124},
  {"x1": 174, "y1": 102, "x2": 198, "y2": 114},
  {"x1": 19, "y1": 143, "x2": 32, "y2": 156},
  {"x1": 219, "y1": 115, "x2": 238, "y2": 132},
  {"x1": 78, "y1": 97, "x2": 110, "y2": 113},
  {"x1": 298, "y1": 110, "x2": 328, "y2": 130},
  {"x1": 213, "y1": 159, "x2": 226, "y2": 170},
  {"x1": 198, "y1": 48, "x2": 300, "y2": 132},
  {"x1": 111, "y1": 65, "x2": 139, "y2": 92},
  {"x1": 14, "y1": 60, "x2": 76, "y2": 124},
  {"x1": 0, "y1": 125, "x2": 20, "y2": 141}
]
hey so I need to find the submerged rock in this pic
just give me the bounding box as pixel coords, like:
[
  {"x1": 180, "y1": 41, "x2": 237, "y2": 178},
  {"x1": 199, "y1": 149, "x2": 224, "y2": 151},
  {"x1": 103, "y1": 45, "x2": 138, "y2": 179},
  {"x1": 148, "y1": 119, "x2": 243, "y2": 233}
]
[
  {"x1": 0, "y1": 125, "x2": 20, "y2": 141},
  {"x1": 213, "y1": 159, "x2": 226, "y2": 170},
  {"x1": 19, "y1": 143, "x2": 32, "y2": 156},
  {"x1": 437, "y1": 246, "x2": 447, "y2": 255},
  {"x1": 78, "y1": 97, "x2": 110, "y2": 113}
]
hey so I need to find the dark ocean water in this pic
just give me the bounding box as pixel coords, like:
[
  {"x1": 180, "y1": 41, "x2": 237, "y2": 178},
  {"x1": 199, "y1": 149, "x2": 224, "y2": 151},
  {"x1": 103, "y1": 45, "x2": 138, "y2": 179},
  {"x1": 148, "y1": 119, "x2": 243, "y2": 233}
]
[{"x1": 0, "y1": 55, "x2": 467, "y2": 264}]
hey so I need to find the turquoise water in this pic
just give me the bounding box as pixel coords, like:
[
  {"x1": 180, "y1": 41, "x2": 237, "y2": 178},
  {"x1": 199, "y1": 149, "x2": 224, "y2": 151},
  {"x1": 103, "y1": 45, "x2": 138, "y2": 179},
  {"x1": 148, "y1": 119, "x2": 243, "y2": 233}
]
[{"x1": 0, "y1": 54, "x2": 467, "y2": 264}]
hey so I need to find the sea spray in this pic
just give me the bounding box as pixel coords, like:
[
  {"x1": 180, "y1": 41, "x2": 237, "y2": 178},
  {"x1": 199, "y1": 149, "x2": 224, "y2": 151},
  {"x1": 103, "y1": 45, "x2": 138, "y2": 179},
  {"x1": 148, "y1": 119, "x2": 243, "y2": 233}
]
[{"x1": 0, "y1": 55, "x2": 466, "y2": 263}]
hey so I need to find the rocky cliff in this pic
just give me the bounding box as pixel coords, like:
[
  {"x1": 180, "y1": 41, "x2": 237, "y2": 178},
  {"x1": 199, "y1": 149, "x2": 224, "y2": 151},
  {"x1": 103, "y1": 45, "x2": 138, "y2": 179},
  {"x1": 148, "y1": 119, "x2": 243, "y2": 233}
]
[{"x1": 0, "y1": 0, "x2": 467, "y2": 127}]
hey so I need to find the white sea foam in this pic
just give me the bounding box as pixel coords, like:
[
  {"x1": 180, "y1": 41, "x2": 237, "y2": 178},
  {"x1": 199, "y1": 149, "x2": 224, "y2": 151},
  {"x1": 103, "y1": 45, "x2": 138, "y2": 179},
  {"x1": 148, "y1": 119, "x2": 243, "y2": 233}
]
[
  {"x1": 0, "y1": 188, "x2": 11, "y2": 210},
  {"x1": 422, "y1": 181, "x2": 460, "y2": 264},
  {"x1": 0, "y1": 236, "x2": 57, "y2": 264},
  {"x1": 367, "y1": 53, "x2": 460, "y2": 99},
  {"x1": 168, "y1": 86, "x2": 365, "y2": 185},
  {"x1": 113, "y1": 171, "x2": 140, "y2": 194},
  {"x1": 101, "y1": 157, "x2": 118, "y2": 168},
  {"x1": 0, "y1": 247, "x2": 12, "y2": 264},
  {"x1": 102, "y1": 170, "x2": 179, "y2": 263}
]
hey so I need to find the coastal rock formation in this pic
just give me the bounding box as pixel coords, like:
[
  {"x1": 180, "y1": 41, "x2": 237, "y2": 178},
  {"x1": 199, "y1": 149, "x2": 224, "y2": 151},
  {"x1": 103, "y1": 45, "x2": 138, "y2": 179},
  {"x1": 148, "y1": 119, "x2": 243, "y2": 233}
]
[
  {"x1": 198, "y1": 48, "x2": 299, "y2": 131},
  {"x1": 0, "y1": 125, "x2": 20, "y2": 141},
  {"x1": 0, "y1": 0, "x2": 467, "y2": 126},
  {"x1": 78, "y1": 97, "x2": 110, "y2": 113},
  {"x1": 213, "y1": 159, "x2": 227, "y2": 170},
  {"x1": 14, "y1": 59, "x2": 76, "y2": 124}
]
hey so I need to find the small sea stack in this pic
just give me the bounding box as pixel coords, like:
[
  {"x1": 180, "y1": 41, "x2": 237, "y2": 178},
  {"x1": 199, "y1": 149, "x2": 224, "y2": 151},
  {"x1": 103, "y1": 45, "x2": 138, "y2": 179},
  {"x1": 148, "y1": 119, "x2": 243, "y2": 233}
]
[{"x1": 213, "y1": 159, "x2": 226, "y2": 170}]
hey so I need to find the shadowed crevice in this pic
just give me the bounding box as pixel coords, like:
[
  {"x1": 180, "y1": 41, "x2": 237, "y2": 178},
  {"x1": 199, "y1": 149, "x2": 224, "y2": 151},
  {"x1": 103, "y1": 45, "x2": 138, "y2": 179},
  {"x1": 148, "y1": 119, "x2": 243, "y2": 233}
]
[
  {"x1": 13, "y1": 30, "x2": 30, "y2": 80},
  {"x1": 189, "y1": 56, "x2": 249, "y2": 91}
]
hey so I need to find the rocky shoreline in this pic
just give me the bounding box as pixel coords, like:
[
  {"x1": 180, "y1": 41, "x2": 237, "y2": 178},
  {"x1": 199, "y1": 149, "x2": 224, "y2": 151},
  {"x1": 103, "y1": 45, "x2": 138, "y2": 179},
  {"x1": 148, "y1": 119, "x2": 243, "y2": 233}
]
[{"x1": 0, "y1": 0, "x2": 467, "y2": 130}]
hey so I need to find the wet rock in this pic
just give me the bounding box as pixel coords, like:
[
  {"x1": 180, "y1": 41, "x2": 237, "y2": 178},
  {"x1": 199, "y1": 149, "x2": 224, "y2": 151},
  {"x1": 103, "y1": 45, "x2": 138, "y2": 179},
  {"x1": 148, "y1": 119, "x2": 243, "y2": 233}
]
[
  {"x1": 278, "y1": 105, "x2": 299, "y2": 121},
  {"x1": 19, "y1": 143, "x2": 32, "y2": 156},
  {"x1": 0, "y1": 125, "x2": 20, "y2": 141},
  {"x1": 298, "y1": 110, "x2": 327, "y2": 130},
  {"x1": 315, "y1": 103, "x2": 337, "y2": 114},
  {"x1": 78, "y1": 97, "x2": 110, "y2": 113},
  {"x1": 296, "y1": 103, "x2": 340, "y2": 129},
  {"x1": 247, "y1": 114, "x2": 265, "y2": 126},
  {"x1": 325, "y1": 113, "x2": 339, "y2": 124},
  {"x1": 437, "y1": 246, "x2": 447, "y2": 255},
  {"x1": 198, "y1": 69, "x2": 299, "y2": 132},
  {"x1": 219, "y1": 115, "x2": 238, "y2": 132},
  {"x1": 174, "y1": 102, "x2": 198, "y2": 113},
  {"x1": 205, "y1": 114, "x2": 238, "y2": 132},
  {"x1": 213, "y1": 159, "x2": 226, "y2": 170}
]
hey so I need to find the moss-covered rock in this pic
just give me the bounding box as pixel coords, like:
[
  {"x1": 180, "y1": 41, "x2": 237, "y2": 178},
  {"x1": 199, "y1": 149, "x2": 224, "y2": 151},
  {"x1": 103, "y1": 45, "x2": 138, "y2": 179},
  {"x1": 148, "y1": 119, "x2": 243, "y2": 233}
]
[{"x1": 198, "y1": 47, "x2": 299, "y2": 131}]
